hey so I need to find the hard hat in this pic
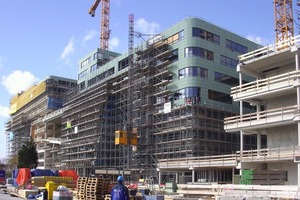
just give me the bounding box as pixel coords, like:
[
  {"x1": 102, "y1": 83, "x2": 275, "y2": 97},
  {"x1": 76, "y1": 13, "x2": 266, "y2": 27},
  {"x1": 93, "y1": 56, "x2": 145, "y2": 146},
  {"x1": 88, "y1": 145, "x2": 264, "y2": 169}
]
[{"x1": 117, "y1": 176, "x2": 124, "y2": 182}]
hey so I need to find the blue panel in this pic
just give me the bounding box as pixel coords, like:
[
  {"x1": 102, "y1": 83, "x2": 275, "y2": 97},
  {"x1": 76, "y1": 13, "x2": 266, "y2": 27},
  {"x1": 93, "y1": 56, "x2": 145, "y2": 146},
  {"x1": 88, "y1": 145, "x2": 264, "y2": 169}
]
[{"x1": 47, "y1": 98, "x2": 64, "y2": 109}]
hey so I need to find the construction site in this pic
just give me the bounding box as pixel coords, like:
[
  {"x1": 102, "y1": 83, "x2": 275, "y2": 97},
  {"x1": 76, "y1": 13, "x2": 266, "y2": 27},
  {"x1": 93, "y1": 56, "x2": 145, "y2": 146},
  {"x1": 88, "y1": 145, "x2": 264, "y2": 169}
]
[{"x1": 5, "y1": 0, "x2": 300, "y2": 199}]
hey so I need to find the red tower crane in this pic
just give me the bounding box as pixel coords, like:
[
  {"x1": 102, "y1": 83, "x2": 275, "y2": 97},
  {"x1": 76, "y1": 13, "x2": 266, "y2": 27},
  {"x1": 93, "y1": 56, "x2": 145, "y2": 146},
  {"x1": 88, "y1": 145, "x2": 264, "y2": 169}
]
[
  {"x1": 274, "y1": 0, "x2": 294, "y2": 43},
  {"x1": 89, "y1": 0, "x2": 110, "y2": 50}
]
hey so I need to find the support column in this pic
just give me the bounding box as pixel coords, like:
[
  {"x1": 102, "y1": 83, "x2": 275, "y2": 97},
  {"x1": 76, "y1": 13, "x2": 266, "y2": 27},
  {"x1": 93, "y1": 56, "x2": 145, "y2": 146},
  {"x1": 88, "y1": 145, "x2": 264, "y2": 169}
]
[
  {"x1": 191, "y1": 169, "x2": 195, "y2": 183},
  {"x1": 239, "y1": 71, "x2": 244, "y2": 152},
  {"x1": 176, "y1": 172, "x2": 178, "y2": 184},
  {"x1": 158, "y1": 171, "x2": 161, "y2": 185},
  {"x1": 257, "y1": 132, "x2": 261, "y2": 150},
  {"x1": 293, "y1": 46, "x2": 300, "y2": 186},
  {"x1": 238, "y1": 68, "x2": 244, "y2": 177}
]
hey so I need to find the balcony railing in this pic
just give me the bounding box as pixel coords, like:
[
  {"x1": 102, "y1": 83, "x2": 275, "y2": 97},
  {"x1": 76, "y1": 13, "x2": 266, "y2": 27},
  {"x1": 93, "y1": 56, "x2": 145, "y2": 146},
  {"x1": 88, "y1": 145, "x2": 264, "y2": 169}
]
[
  {"x1": 224, "y1": 105, "x2": 299, "y2": 131},
  {"x1": 237, "y1": 146, "x2": 300, "y2": 162},
  {"x1": 231, "y1": 70, "x2": 300, "y2": 100},
  {"x1": 238, "y1": 35, "x2": 300, "y2": 63},
  {"x1": 158, "y1": 146, "x2": 300, "y2": 170}
]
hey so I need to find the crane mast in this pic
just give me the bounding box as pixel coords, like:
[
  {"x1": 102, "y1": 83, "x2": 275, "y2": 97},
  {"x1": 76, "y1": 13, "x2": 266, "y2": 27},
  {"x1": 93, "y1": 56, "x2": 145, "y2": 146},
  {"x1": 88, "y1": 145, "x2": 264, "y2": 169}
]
[
  {"x1": 89, "y1": 0, "x2": 110, "y2": 50},
  {"x1": 274, "y1": 0, "x2": 294, "y2": 43}
]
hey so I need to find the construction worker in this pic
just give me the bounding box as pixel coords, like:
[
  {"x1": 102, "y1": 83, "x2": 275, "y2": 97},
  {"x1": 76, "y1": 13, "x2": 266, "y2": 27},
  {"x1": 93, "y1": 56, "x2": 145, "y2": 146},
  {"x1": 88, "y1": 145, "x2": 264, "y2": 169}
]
[{"x1": 111, "y1": 176, "x2": 130, "y2": 200}]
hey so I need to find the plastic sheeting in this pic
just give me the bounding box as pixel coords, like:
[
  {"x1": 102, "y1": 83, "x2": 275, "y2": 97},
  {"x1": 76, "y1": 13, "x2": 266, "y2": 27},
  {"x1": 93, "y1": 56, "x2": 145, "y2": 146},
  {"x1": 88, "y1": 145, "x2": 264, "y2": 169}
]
[
  {"x1": 30, "y1": 169, "x2": 56, "y2": 177},
  {"x1": 59, "y1": 170, "x2": 78, "y2": 182},
  {"x1": 16, "y1": 168, "x2": 31, "y2": 185}
]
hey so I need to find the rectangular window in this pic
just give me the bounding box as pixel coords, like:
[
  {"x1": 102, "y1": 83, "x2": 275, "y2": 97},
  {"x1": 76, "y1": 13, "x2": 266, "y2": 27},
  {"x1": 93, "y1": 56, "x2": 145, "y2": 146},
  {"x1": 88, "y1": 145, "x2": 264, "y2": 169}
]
[
  {"x1": 94, "y1": 52, "x2": 103, "y2": 60},
  {"x1": 81, "y1": 57, "x2": 91, "y2": 69},
  {"x1": 226, "y1": 39, "x2": 248, "y2": 54},
  {"x1": 118, "y1": 57, "x2": 129, "y2": 71},
  {"x1": 208, "y1": 89, "x2": 232, "y2": 104},
  {"x1": 192, "y1": 27, "x2": 220, "y2": 45},
  {"x1": 220, "y1": 55, "x2": 238, "y2": 69},
  {"x1": 184, "y1": 47, "x2": 214, "y2": 61},
  {"x1": 167, "y1": 30, "x2": 184, "y2": 44},
  {"x1": 214, "y1": 72, "x2": 239, "y2": 86}
]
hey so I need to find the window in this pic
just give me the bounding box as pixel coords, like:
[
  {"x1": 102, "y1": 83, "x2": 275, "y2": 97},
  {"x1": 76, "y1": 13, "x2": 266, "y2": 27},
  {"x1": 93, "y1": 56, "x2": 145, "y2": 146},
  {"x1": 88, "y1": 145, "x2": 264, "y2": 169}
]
[
  {"x1": 167, "y1": 30, "x2": 184, "y2": 44},
  {"x1": 220, "y1": 55, "x2": 238, "y2": 69},
  {"x1": 81, "y1": 57, "x2": 91, "y2": 69},
  {"x1": 94, "y1": 52, "x2": 103, "y2": 60},
  {"x1": 214, "y1": 72, "x2": 239, "y2": 86},
  {"x1": 184, "y1": 47, "x2": 214, "y2": 61},
  {"x1": 90, "y1": 64, "x2": 97, "y2": 72},
  {"x1": 78, "y1": 69, "x2": 88, "y2": 80},
  {"x1": 168, "y1": 49, "x2": 178, "y2": 63},
  {"x1": 173, "y1": 87, "x2": 201, "y2": 104},
  {"x1": 79, "y1": 82, "x2": 85, "y2": 91},
  {"x1": 192, "y1": 27, "x2": 220, "y2": 45},
  {"x1": 179, "y1": 67, "x2": 208, "y2": 79},
  {"x1": 208, "y1": 89, "x2": 232, "y2": 104},
  {"x1": 118, "y1": 57, "x2": 129, "y2": 71},
  {"x1": 179, "y1": 87, "x2": 200, "y2": 98},
  {"x1": 226, "y1": 39, "x2": 248, "y2": 54}
]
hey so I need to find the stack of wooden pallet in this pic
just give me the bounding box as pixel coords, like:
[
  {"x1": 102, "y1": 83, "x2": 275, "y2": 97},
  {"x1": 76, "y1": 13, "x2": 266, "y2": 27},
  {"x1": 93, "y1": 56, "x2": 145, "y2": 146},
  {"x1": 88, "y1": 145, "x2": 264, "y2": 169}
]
[
  {"x1": 76, "y1": 177, "x2": 88, "y2": 200},
  {"x1": 240, "y1": 169, "x2": 286, "y2": 185},
  {"x1": 76, "y1": 177, "x2": 111, "y2": 200}
]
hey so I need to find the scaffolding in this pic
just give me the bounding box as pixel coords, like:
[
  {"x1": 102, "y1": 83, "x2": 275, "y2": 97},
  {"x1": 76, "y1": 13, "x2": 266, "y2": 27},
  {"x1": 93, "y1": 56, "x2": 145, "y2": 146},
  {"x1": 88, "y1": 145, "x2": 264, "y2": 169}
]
[
  {"x1": 5, "y1": 76, "x2": 76, "y2": 168},
  {"x1": 59, "y1": 26, "x2": 260, "y2": 182}
]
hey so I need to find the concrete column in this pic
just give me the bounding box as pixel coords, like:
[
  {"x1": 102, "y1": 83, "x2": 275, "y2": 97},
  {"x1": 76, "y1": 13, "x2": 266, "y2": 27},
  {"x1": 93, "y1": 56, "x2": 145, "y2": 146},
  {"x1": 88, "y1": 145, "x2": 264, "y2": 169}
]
[
  {"x1": 239, "y1": 72, "x2": 244, "y2": 152},
  {"x1": 191, "y1": 169, "x2": 195, "y2": 183},
  {"x1": 257, "y1": 103, "x2": 261, "y2": 119},
  {"x1": 257, "y1": 132, "x2": 261, "y2": 150},
  {"x1": 293, "y1": 46, "x2": 300, "y2": 186},
  {"x1": 158, "y1": 171, "x2": 161, "y2": 185},
  {"x1": 175, "y1": 172, "x2": 178, "y2": 184}
]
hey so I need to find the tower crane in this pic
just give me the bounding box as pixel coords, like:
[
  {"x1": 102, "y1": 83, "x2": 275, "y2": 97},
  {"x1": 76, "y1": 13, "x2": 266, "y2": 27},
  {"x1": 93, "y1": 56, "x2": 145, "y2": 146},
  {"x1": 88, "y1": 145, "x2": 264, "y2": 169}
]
[
  {"x1": 274, "y1": 0, "x2": 294, "y2": 43},
  {"x1": 89, "y1": 0, "x2": 110, "y2": 50}
]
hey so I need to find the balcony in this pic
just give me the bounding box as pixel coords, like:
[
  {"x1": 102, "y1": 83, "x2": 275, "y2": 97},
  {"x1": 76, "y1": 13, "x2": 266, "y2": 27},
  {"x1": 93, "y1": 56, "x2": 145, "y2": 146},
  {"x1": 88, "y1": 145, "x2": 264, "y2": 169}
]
[
  {"x1": 224, "y1": 105, "x2": 299, "y2": 132},
  {"x1": 231, "y1": 70, "x2": 300, "y2": 101}
]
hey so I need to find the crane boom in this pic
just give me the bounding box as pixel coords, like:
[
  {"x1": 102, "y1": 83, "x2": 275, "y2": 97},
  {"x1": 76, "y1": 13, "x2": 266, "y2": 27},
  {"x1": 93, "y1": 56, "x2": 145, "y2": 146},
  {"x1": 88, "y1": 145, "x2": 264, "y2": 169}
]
[
  {"x1": 89, "y1": 0, "x2": 110, "y2": 50},
  {"x1": 89, "y1": 0, "x2": 101, "y2": 17}
]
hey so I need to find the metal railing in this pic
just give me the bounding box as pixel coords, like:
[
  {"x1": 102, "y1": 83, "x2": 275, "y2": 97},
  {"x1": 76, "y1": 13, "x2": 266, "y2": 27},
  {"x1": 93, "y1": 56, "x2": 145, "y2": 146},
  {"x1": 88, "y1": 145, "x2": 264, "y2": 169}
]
[
  {"x1": 231, "y1": 70, "x2": 300, "y2": 98},
  {"x1": 158, "y1": 146, "x2": 300, "y2": 169},
  {"x1": 239, "y1": 35, "x2": 300, "y2": 63},
  {"x1": 224, "y1": 105, "x2": 299, "y2": 127}
]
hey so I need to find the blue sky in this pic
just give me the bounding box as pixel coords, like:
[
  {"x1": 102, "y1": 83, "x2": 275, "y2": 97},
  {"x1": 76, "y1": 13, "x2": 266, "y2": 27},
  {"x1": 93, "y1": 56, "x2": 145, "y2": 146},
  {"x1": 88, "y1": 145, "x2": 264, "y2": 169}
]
[{"x1": 0, "y1": 0, "x2": 294, "y2": 160}]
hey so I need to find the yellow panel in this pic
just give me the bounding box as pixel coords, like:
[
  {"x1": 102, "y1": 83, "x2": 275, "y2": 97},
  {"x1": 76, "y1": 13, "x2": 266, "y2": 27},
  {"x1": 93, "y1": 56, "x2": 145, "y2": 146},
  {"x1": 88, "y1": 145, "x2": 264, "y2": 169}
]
[
  {"x1": 10, "y1": 103, "x2": 17, "y2": 114},
  {"x1": 10, "y1": 81, "x2": 46, "y2": 113},
  {"x1": 167, "y1": 36, "x2": 173, "y2": 44},
  {"x1": 115, "y1": 130, "x2": 127, "y2": 145},
  {"x1": 172, "y1": 33, "x2": 179, "y2": 42},
  {"x1": 131, "y1": 133, "x2": 137, "y2": 145},
  {"x1": 66, "y1": 121, "x2": 72, "y2": 129}
]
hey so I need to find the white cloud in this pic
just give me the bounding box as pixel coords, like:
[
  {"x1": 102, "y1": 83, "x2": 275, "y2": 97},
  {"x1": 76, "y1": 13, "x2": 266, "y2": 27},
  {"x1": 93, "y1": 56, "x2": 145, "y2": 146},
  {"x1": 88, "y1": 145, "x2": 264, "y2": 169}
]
[
  {"x1": 83, "y1": 30, "x2": 98, "y2": 44},
  {"x1": 109, "y1": 37, "x2": 119, "y2": 51},
  {"x1": 0, "y1": 105, "x2": 9, "y2": 118},
  {"x1": 60, "y1": 37, "x2": 75, "y2": 61},
  {"x1": 1, "y1": 70, "x2": 39, "y2": 95},
  {"x1": 136, "y1": 18, "x2": 160, "y2": 35},
  {"x1": 246, "y1": 35, "x2": 272, "y2": 46}
]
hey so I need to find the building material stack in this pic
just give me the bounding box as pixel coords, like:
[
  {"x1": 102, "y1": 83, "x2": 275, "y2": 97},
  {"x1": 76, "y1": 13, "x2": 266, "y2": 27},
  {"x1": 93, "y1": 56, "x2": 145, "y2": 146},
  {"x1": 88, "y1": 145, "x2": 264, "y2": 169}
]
[
  {"x1": 76, "y1": 177, "x2": 111, "y2": 200},
  {"x1": 240, "y1": 169, "x2": 286, "y2": 185}
]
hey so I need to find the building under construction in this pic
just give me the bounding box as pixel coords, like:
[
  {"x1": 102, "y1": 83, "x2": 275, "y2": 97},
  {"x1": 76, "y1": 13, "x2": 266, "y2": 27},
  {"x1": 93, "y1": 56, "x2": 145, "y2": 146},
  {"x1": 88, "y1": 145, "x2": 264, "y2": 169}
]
[
  {"x1": 60, "y1": 17, "x2": 263, "y2": 181},
  {"x1": 5, "y1": 76, "x2": 76, "y2": 169}
]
